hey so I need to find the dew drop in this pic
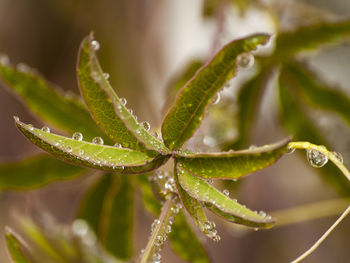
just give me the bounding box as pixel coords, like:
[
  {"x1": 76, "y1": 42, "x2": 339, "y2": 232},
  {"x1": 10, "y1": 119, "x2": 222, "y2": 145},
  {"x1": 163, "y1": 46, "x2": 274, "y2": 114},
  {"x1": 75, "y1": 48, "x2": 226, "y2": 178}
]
[
  {"x1": 306, "y1": 149, "x2": 328, "y2": 168},
  {"x1": 103, "y1": 72, "x2": 110, "y2": 80},
  {"x1": 212, "y1": 93, "x2": 221, "y2": 105},
  {"x1": 114, "y1": 142, "x2": 122, "y2": 148},
  {"x1": 16, "y1": 63, "x2": 30, "y2": 73},
  {"x1": 237, "y1": 52, "x2": 254, "y2": 68},
  {"x1": 92, "y1": 137, "x2": 104, "y2": 145},
  {"x1": 286, "y1": 146, "x2": 295, "y2": 154},
  {"x1": 212, "y1": 235, "x2": 221, "y2": 242},
  {"x1": 72, "y1": 132, "x2": 83, "y2": 141},
  {"x1": 91, "y1": 40, "x2": 100, "y2": 51},
  {"x1": 153, "y1": 131, "x2": 160, "y2": 139},
  {"x1": 0, "y1": 54, "x2": 10, "y2": 66},
  {"x1": 249, "y1": 145, "x2": 257, "y2": 150},
  {"x1": 13, "y1": 116, "x2": 19, "y2": 122},
  {"x1": 120, "y1": 97, "x2": 127, "y2": 106},
  {"x1": 66, "y1": 146, "x2": 72, "y2": 153},
  {"x1": 41, "y1": 126, "x2": 50, "y2": 133},
  {"x1": 28, "y1": 124, "x2": 34, "y2": 131},
  {"x1": 79, "y1": 149, "x2": 85, "y2": 155},
  {"x1": 223, "y1": 189, "x2": 229, "y2": 196},
  {"x1": 142, "y1": 121, "x2": 151, "y2": 131},
  {"x1": 72, "y1": 219, "x2": 89, "y2": 237},
  {"x1": 91, "y1": 71, "x2": 101, "y2": 81},
  {"x1": 204, "y1": 221, "x2": 215, "y2": 231},
  {"x1": 203, "y1": 136, "x2": 216, "y2": 147},
  {"x1": 128, "y1": 108, "x2": 133, "y2": 115},
  {"x1": 152, "y1": 253, "x2": 161, "y2": 262},
  {"x1": 332, "y1": 151, "x2": 343, "y2": 163},
  {"x1": 254, "y1": 227, "x2": 259, "y2": 231}
]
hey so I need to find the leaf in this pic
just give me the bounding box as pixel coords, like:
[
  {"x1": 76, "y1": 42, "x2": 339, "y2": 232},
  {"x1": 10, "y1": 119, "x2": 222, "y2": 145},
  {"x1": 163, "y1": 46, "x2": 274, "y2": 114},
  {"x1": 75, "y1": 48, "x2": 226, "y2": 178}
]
[
  {"x1": 78, "y1": 174, "x2": 134, "y2": 259},
  {"x1": 174, "y1": 162, "x2": 210, "y2": 233},
  {"x1": 0, "y1": 63, "x2": 102, "y2": 141},
  {"x1": 225, "y1": 67, "x2": 274, "y2": 150},
  {"x1": 275, "y1": 20, "x2": 350, "y2": 59},
  {"x1": 176, "y1": 138, "x2": 290, "y2": 180},
  {"x1": 77, "y1": 33, "x2": 169, "y2": 155},
  {"x1": 282, "y1": 61, "x2": 350, "y2": 126},
  {"x1": 176, "y1": 162, "x2": 275, "y2": 228},
  {"x1": 278, "y1": 73, "x2": 350, "y2": 194},
  {"x1": 0, "y1": 154, "x2": 86, "y2": 190},
  {"x1": 5, "y1": 228, "x2": 33, "y2": 263},
  {"x1": 161, "y1": 34, "x2": 271, "y2": 150},
  {"x1": 15, "y1": 118, "x2": 170, "y2": 174},
  {"x1": 169, "y1": 211, "x2": 210, "y2": 263}
]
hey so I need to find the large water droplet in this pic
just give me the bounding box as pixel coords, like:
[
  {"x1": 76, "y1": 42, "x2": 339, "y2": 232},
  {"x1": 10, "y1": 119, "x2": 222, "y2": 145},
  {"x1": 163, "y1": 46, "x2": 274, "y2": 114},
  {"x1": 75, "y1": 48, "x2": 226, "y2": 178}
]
[
  {"x1": 72, "y1": 132, "x2": 83, "y2": 141},
  {"x1": 92, "y1": 137, "x2": 104, "y2": 145},
  {"x1": 91, "y1": 40, "x2": 100, "y2": 51},
  {"x1": 114, "y1": 142, "x2": 122, "y2": 148},
  {"x1": 142, "y1": 121, "x2": 151, "y2": 131},
  {"x1": 212, "y1": 93, "x2": 221, "y2": 105},
  {"x1": 332, "y1": 151, "x2": 343, "y2": 163},
  {"x1": 120, "y1": 97, "x2": 127, "y2": 106},
  {"x1": 237, "y1": 52, "x2": 254, "y2": 68},
  {"x1": 306, "y1": 149, "x2": 328, "y2": 168},
  {"x1": 41, "y1": 126, "x2": 50, "y2": 133}
]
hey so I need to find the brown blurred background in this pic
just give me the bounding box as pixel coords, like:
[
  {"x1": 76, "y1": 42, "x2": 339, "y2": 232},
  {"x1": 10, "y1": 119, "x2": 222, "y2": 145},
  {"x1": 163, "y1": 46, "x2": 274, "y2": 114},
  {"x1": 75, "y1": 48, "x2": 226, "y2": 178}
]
[{"x1": 1, "y1": 0, "x2": 350, "y2": 262}]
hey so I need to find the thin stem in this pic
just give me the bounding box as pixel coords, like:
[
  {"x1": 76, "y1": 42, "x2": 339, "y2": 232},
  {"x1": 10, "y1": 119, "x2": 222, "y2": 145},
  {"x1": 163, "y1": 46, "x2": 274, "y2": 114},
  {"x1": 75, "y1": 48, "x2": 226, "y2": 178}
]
[{"x1": 291, "y1": 205, "x2": 350, "y2": 263}]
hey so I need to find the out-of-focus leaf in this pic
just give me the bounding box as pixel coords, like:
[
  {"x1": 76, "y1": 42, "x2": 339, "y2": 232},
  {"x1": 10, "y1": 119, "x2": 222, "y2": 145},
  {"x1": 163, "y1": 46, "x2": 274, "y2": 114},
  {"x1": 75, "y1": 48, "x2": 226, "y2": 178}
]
[
  {"x1": 5, "y1": 228, "x2": 33, "y2": 263},
  {"x1": 0, "y1": 63, "x2": 102, "y2": 141},
  {"x1": 282, "y1": 61, "x2": 350, "y2": 126},
  {"x1": 176, "y1": 138, "x2": 289, "y2": 180},
  {"x1": 78, "y1": 174, "x2": 134, "y2": 260},
  {"x1": 15, "y1": 119, "x2": 170, "y2": 174},
  {"x1": 174, "y1": 163, "x2": 210, "y2": 233},
  {"x1": 225, "y1": 67, "x2": 274, "y2": 150},
  {"x1": 77, "y1": 33, "x2": 169, "y2": 155},
  {"x1": 0, "y1": 154, "x2": 86, "y2": 190},
  {"x1": 176, "y1": 162, "x2": 275, "y2": 228},
  {"x1": 169, "y1": 211, "x2": 210, "y2": 263},
  {"x1": 161, "y1": 34, "x2": 271, "y2": 150},
  {"x1": 275, "y1": 20, "x2": 350, "y2": 59},
  {"x1": 278, "y1": 74, "x2": 350, "y2": 194}
]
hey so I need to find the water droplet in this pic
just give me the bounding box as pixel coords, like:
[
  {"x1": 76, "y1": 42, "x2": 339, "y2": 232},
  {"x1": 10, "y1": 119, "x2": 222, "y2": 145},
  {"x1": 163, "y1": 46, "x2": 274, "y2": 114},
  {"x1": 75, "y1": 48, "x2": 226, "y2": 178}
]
[
  {"x1": 164, "y1": 225, "x2": 171, "y2": 234},
  {"x1": 237, "y1": 52, "x2": 254, "y2": 68},
  {"x1": 0, "y1": 54, "x2": 9, "y2": 66},
  {"x1": 66, "y1": 146, "x2": 72, "y2": 153},
  {"x1": 259, "y1": 211, "x2": 267, "y2": 217},
  {"x1": 306, "y1": 149, "x2": 328, "y2": 168},
  {"x1": 91, "y1": 40, "x2": 100, "y2": 51},
  {"x1": 41, "y1": 126, "x2": 50, "y2": 133},
  {"x1": 249, "y1": 145, "x2": 257, "y2": 150},
  {"x1": 128, "y1": 108, "x2": 133, "y2": 115},
  {"x1": 204, "y1": 221, "x2": 215, "y2": 231},
  {"x1": 91, "y1": 71, "x2": 101, "y2": 81},
  {"x1": 72, "y1": 219, "x2": 88, "y2": 237},
  {"x1": 254, "y1": 227, "x2": 259, "y2": 231},
  {"x1": 16, "y1": 63, "x2": 30, "y2": 73},
  {"x1": 155, "y1": 235, "x2": 164, "y2": 246},
  {"x1": 212, "y1": 235, "x2": 221, "y2": 242},
  {"x1": 114, "y1": 142, "x2": 122, "y2": 148},
  {"x1": 332, "y1": 151, "x2": 343, "y2": 163},
  {"x1": 92, "y1": 137, "x2": 104, "y2": 145},
  {"x1": 286, "y1": 146, "x2": 295, "y2": 154},
  {"x1": 223, "y1": 189, "x2": 229, "y2": 196},
  {"x1": 79, "y1": 149, "x2": 85, "y2": 155},
  {"x1": 203, "y1": 136, "x2": 216, "y2": 147},
  {"x1": 72, "y1": 132, "x2": 83, "y2": 141},
  {"x1": 28, "y1": 124, "x2": 34, "y2": 131},
  {"x1": 153, "y1": 131, "x2": 160, "y2": 139},
  {"x1": 152, "y1": 253, "x2": 161, "y2": 262},
  {"x1": 120, "y1": 97, "x2": 127, "y2": 106},
  {"x1": 142, "y1": 121, "x2": 151, "y2": 131},
  {"x1": 212, "y1": 93, "x2": 221, "y2": 105},
  {"x1": 13, "y1": 116, "x2": 19, "y2": 122},
  {"x1": 103, "y1": 72, "x2": 110, "y2": 80}
]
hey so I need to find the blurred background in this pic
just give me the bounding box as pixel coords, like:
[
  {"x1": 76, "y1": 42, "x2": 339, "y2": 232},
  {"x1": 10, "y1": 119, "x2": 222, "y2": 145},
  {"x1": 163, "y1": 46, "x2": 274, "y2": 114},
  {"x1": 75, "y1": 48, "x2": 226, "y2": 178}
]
[{"x1": 1, "y1": 0, "x2": 350, "y2": 262}]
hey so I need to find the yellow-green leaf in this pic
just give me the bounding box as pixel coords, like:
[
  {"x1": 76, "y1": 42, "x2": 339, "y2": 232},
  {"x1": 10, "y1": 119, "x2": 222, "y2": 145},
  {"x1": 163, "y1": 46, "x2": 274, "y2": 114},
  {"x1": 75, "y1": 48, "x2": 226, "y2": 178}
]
[{"x1": 5, "y1": 228, "x2": 33, "y2": 263}]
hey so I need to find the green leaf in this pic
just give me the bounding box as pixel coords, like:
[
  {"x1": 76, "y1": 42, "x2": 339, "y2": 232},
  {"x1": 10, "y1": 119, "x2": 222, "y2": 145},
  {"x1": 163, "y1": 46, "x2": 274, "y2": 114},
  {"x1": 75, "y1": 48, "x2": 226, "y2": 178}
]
[
  {"x1": 174, "y1": 162, "x2": 210, "y2": 233},
  {"x1": 15, "y1": 118, "x2": 170, "y2": 174},
  {"x1": 278, "y1": 73, "x2": 350, "y2": 194},
  {"x1": 176, "y1": 138, "x2": 289, "y2": 180},
  {"x1": 77, "y1": 33, "x2": 169, "y2": 155},
  {"x1": 282, "y1": 61, "x2": 350, "y2": 126},
  {"x1": 161, "y1": 34, "x2": 271, "y2": 150},
  {"x1": 0, "y1": 63, "x2": 102, "y2": 141},
  {"x1": 0, "y1": 154, "x2": 86, "y2": 190},
  {"x1": 5, "y1": 228, "x2": 33, "y2": 263},
  {"x1": 169, "y1": 211, "x2": 210, "y2": 263},
  {"x1": 78, "y1": 174, "x2": 134, "y2": 259},
  {"x1": 275, "y1": 20, "x2": 350, "y2": 59},
  {"x1": 176, "y1": 162, "x2": 275, "y2": 228},
  {"x1": 225, "y1": 67, "x2": 274, "y2": 150}
]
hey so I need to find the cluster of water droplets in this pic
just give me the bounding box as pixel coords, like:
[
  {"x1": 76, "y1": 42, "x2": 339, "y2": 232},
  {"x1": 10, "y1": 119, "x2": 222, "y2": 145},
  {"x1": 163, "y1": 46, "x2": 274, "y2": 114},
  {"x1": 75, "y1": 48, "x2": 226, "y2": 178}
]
[
  {"x1": 204, "y1": 221, "x2": 221, "y2": 242},
  {"x1": 150, "y1": 170, "x2": 177, "y2": 197}
]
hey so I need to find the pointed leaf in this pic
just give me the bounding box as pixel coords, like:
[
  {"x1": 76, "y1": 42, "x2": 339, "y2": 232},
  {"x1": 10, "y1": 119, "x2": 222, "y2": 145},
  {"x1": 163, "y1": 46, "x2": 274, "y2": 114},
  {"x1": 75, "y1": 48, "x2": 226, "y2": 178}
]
[
  {"x1": 5, "y1": 228, "x2": 33, "y2": 263},
  {"x1": 225, "y1": 67, "x2": 274, "y2": 150},
  {"x1": 275, "y1": 20, "x2": 350, "y2": 59},
  {"x1": 169, "y1": 211, "x2": 210, "y2": 263},
  {"x1": 161, "y1": 34, "x2": 271, "y2": 150},
  {"x1": 0, "y1": 154, "x2": 86, "y2": 190},
  {"x1": 176, "y1": 138, "x2": 289, "y2": 180},
  {"x1": 283, "y1": 61, "x2": 350, "y2": 126},
  {"x1": 78, "y1": 174, "x2": 134, "y2": 259},
  {"x1": 0, "y1": 63, "x2": 102, "y2": 141},
  {"x1": 77, "y1": 33, "x2": 169, "y2": 155},
  {"x1": 15, "y1": 118, "x2": 170, "y2": 174},
  {"x1": 279, "y1": 73, "x2": 350, "y2": 194},
  {"x1": 176, "y1": 162, "x2": 274, "y2": 228}
]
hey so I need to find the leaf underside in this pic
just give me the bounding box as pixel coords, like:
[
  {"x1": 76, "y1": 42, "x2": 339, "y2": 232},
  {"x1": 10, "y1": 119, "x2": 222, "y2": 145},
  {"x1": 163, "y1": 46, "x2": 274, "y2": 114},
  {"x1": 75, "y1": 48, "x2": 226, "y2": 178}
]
[
  {"x1": 176, "y1": 138, "x2": 290, "y2": 180},
  {"x1": 161, "y1": 33, "x2": 271, "y2": 150},
  {"x1": 15, "y1": 119, "x2": 170, "y2": 174},
  {"x1": 77, "y1": 33, "x2": 168, "y2": 155},
  {"x1": 176, "y1": 162, "x2": 274, "y2": 228}
]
